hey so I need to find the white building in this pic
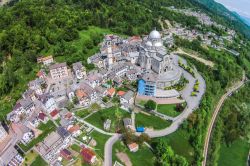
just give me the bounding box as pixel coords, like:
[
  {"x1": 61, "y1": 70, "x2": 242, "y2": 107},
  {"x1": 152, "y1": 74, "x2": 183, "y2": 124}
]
[
  {"x1": 21, "y1": 131, "x2": 35, "y2": 145},
  {"x1": 72, "y1": 62, "x2": 86, "y2": 80},
  {"x1": 39, "y1": 94, "x2": 57, "y2": 113},
  {"x1": 120, "y1": 91, "x2": 134, "y2": 105},
  {"x1": 37, "y1": 55, "x2": 54, "y2": 66},
  {"x1": 49, "y1": 63, "x2": 69, "y2": 79}
]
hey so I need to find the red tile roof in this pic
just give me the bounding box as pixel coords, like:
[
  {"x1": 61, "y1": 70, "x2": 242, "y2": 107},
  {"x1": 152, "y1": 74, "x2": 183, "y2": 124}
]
[
  {"x1": 117, "y1": 91, "x2": 126, "y2": 96},
  {"x1": 68, "y1": 125, "x2": 80, "y2": 133},
  {"x1": 50, "y1": 109, "x2": 59, "y2": 117},
  {"x1": 107, "y1": 88, "x2": 115, "y2": 96},
  {"x1": 81, "y1": 148, "x2": 96, "y2": 163}
]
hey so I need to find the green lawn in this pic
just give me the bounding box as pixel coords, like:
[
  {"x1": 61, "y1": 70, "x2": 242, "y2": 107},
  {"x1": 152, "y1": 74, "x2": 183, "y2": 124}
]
[
  {"x1": 218, "y1": 139, "x2": 249, "y2": 166},
  {"x1": 135, "y1": 112, "x2": 171, "y2": 130},
  {"x1": 22, "y1": 151, "x2": 38, "y2": 166},
  {"x1": 19, "y1": 121, "x2": 56, "y2": 152},
  {"x1": 85, "y1": 107, "x2": 131, "y2": 132},
  {"x1": 90, "y1": 131, "x2": 110, "y2": 159},
  {"x1": 157, "y1": 104, "x2": 181, "y2": 117},
  {"x1": 151, "y1": 129, "x2": 194, "y2": 163},
  {"x1": 30, "y1": 155, "x2": 48, "y2": 166},
  {"x1": 112, "y1": 141, "x2": 155, "y2": 166},
  {"x1": 70, "y1": 144, "x2": 82, "y2": 153},
  {"x1": 75, "y1": 109, "x2": 91, "y2": 118}
]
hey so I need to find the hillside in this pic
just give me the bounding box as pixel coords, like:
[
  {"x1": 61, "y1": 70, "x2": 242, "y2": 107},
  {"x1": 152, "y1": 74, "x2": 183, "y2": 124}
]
[{"x1": 192, "y1": 0, "x2": 250, "y2": 38}]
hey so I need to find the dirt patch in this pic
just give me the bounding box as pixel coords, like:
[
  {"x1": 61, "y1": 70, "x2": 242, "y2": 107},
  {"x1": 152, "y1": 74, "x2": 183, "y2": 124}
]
[{"x1": 116, "y1": 152, "x2": 132, "y2": 166}]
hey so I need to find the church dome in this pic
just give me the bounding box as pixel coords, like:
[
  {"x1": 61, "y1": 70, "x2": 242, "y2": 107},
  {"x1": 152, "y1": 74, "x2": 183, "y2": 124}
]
[{"x1": 149, "y1": 29, "x2": 161, "y2": 39}]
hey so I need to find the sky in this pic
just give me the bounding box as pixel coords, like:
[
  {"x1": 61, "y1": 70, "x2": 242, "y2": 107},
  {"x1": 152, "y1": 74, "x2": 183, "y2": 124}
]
[{"x1": 215, "y1": 0, "x2": 250, "y2": 18}]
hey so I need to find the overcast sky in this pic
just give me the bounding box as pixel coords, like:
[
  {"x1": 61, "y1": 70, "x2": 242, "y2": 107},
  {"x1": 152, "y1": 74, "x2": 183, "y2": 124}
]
[{"x1": 215, "y1": 0, "x2": 250, "y2": 18}]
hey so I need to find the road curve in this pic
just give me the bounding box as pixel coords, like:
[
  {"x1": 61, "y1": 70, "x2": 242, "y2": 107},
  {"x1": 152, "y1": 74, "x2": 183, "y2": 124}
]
[
  {"x1": 104, "y1": 134, "x2": 122, "y2": 166},
  {"x1": 202, "y1": 73, "x2": 246, "y2": 166}
]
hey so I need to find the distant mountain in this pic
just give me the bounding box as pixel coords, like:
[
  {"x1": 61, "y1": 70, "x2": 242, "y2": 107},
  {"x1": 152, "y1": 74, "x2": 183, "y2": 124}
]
[
  {"x1": 239, "y1": 15, "x2": 250, "y2": 26},
  {"x1": 191, "y1": 0, "x2": 250, "y2": 38}
]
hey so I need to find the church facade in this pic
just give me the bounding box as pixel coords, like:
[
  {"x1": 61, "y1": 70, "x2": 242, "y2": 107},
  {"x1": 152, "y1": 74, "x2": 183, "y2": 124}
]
[{"x1": 138, "y1": 29, "x2": 173, "y2": 74}]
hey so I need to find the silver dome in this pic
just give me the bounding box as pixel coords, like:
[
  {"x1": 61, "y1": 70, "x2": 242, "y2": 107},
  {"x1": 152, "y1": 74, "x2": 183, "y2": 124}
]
[{"x1": 149, "y1": 29, "x2": 161, "y2": 39}]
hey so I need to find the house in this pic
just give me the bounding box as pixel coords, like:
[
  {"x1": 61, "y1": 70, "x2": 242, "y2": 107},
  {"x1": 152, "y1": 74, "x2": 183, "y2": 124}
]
[
  {"x1": 38, "y1": 112, "x2": 49, "y2": 123},
  {"x1": 75, "y1": 89, "x2": 90, "y2": 107},
  {"x1": 120, "y1": 91, "x2": 134, "y2": 105},
  {"x1": 66, "y1": 88, "x2": 75, "y2": 102},
  {"x1": 86, "y1": 73, "x2": 103, "y2": 88},
  {"x1": 50, "y1": 109, "x2": 60, "y2": 120},
  {"x1": 60, "y1": 149, "x2": 72, "y2": 160},
  {"x1": 27, "y1": 110, "x2": 40, "y2": 128},
  {"x1": 103, "y1": 119, "x2": 111, "y2": 131},
  {"x1": 113, "y1": 76, "x2": 123, "y2": 87},
  {"x1": 39, "y1": 94, "x2": 57, "y2": 113},
  {"x1": 67, "y1": 125, "x2": 81, "y2": 137},
  {"x1": 35, "y1": 131, "x2": 70, "y2": 164},
  {"x1": 81, "y1": 147, "x2": 96, "y2": 164},
  {"x1": 8, "y1": 98, "x2": 36, "y2": 122},
  {"x1": 37, "y1": 55, "x2": 54, "y2": 66},
  {"x1": 72, "y1": 62, "x2": 86, "y2": 80},
  {"x1": 95, "y1": 86, "x2": 107, "y2": 97},
  {"x1": 79, "y1": 83, "x2": 98, "y2": 102},
  {"x1": 107, "y1": 88, "x2": 116, "y2": 97},
  {"x1": 49, "y1": 63, "x2": 69, "y2": 80},
  {"x1": 127, "y1": 142, "x2": 139, "y2": 152},
  {"x1": 21, "y1": 130, "x2": 35, "y2": 145},
  {"x1": 126, "y1": 69, "x2": 139, "y2": 81},
  {"x1": 36, "y1": 69, "x2": 46, "y2": 79},
  {"x1": 22, "y1": 89, "x2": 37, "y2": 101},
  {"x1": 28, "y1": 78, "x2": 45, "y2": 95},
  {"x1": 123, "y1": 118, "x2": 133, "y2": 129},
  {"x1": 117, "y1": 91, "x2": 126, "y2": 97}
]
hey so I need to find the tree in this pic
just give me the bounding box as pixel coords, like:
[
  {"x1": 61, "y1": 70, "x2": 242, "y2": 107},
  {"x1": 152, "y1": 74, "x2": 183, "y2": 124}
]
[
  {"x1": 137, "y1": 133, "x2": 151, "y2": 145},
  {"x1": 144, "y1": 100, "x2": 156, "y2": 111},
  {"x1": 89, "y1": 103, "x2": 101, "y2": 112}
]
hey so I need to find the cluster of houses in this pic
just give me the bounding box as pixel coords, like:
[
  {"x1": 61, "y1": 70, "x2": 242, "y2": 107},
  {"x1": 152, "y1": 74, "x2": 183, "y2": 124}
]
[
  {"x1": 1, "y1": 36, "x2": 138, "y2": 165},
  {"x1": 162, "y1": 7, "x2": 240, "y2": 56}
]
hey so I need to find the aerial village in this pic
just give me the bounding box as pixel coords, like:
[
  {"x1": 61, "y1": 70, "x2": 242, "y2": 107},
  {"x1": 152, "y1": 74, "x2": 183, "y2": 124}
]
[{"x1": 0, "y1": 8, "x2": 240, "y2": 166}]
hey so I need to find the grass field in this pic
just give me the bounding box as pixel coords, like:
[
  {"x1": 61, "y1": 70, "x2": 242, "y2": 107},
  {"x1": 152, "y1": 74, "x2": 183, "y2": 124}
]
[
  {"x1": 30, "y1": 155, "x2": 48, "y2": 166},
  {"x1": 151, "y1": 129, "x2": 194, "y2": 163},
  {"x1": 218, "y1": 139, "x2": 249, "y2": 166},
  {"x1": 157, "y1": 104, "x2": 181, "y2": 117},
  {"x1": 135, "y1": 112, "x2": 171, "y2": 130},
  {"x1": 112, "y1": 141, "x2": 155, "y2": 166},
  {"x1": 19, "y1": 120, "x2": 56, "y2": 152},
  {"x1": 90, "y1": 131, "x2": 110, "y2": 159},
  {"x1": 85, "y1": 107, "x2": 130, "y2": 132},
  {"x1": 70, "y1": 144, "x2": 82, "y2": 153},
  {"x1": 21, "y1": 151, "x2": 38, "y2": 166},
  {"x1": 75, "y1": 109, "x2": 91, "y2": 118}
]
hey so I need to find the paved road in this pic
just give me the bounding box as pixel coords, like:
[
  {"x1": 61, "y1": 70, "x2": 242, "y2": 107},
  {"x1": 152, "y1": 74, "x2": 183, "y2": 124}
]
[
  {"x1": 104, "y1": 134, "x2": 122, "y2": 166},
  {"x1": 202, "y1": 72, "x2": 246, "y2": 166},
  {"x1": 104, "y1": 56, "x2": 206, "y2": 165}
]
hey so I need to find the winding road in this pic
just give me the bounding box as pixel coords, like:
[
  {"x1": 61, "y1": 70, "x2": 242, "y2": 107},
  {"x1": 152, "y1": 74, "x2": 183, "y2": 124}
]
[
  {"x1": 103, "y1": 55, "x2": 206, "y2": 166},
  {"x1": 202, "y1": 72, "x2": 247, "y2": 166}
]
